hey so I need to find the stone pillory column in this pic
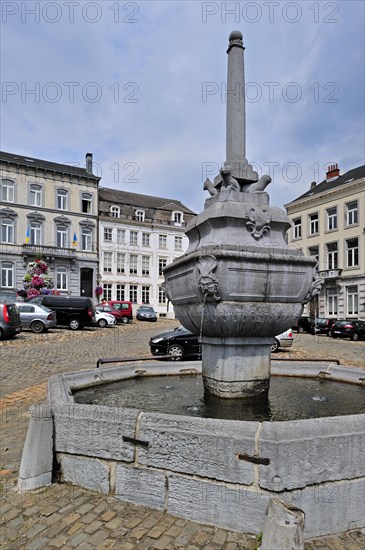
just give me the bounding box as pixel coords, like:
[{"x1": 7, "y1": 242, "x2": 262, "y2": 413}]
[
  {"x1": 163, "y1": 31, "x2": 322, "y2": 398},
  {"x1": 226, "y1": 30, "x2": 246, "y2": 173}
]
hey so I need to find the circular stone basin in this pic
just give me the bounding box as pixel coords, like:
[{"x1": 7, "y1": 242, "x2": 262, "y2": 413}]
[{"x1": 73, "y1": 374, "x2": 365, "y2": 422}]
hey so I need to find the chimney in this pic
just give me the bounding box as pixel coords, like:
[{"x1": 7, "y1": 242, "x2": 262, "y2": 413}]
[
  {"x1": 310, "y1": 181, "x2": 317, "y2": 189},
  {"x1": 85, "y1": 153, "x2": 93, "y2": 174},
  {"x1": 326, "y1": 163, "x2": 340, "y2": 181}
]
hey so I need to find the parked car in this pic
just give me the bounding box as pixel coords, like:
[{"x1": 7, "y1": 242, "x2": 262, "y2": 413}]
[
  {"x1": 150, "y1": 326, "x2": 293, "y2": 359},
  {"x1": 136, "y1": 305, "x2": 157, "y2": 322},
  {"x1": 27, "y1": 295, "x2": 96, "y2": 330},
  {"x1": 96, "y1": 305, "x2": 125, "y2": 323},
  {"x1": 94, "y1": 310, "x2": 117, "y2": 328},
  {"x1": 0, "y1": 302, "x2": 22, "y2": 340},
  {"x1": 271, "y1": 329, "x2": 293, "y2": 352},
  {"x1": 330, "y1": 319, "x2": 365, "y2": 341},
  {"x1": 311, "y1": 317, "x2": 337, "y2": 335},
  {"x1": 16, "y1": 303, "x2": 57, "y2": 333},
  {"x1": 105, "y1": 301, "x2": 133, "y2": 324},
  {"x1": 291, "y1": 316, "x2": 315, "y2": 333}
]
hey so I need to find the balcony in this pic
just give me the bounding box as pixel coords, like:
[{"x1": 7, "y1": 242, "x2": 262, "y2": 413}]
[
  {"x1": 22, "y1": 244, "x2": 77, "y2": 261},
  {"x1": 319, "y1": 268, "x2": 342, "y2": 280}
]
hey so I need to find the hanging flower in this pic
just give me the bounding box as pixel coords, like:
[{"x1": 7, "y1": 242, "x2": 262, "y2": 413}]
[{"x1": 95, "y1": 285, "x2": 103, "y2": 297}]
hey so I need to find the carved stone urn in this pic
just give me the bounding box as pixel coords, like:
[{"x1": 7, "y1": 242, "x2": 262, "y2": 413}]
[{"x1": 163, "y1": 31, "x2": 322, "y2": 398}]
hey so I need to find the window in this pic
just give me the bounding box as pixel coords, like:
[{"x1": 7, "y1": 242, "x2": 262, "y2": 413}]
[
  {"x1": 327, "y1": 288, "x2": 337, "y2": 316},
  {"x1": 326, "y1": 242, "x2": 338, "y2": 270},
  {"x1": 172, "y1": 211, "x2": 183, "y2": 225},
  {"x1": 159, "y1": 234, "x2": 167, "y2": 248},
  {"x1": 81, "y1": 193, "x2": 92, "y2": 214},
  {"x1": 30, "y1": 184, "x2": 42, "y2": 207},
  {"x1": 159, "y1": 286, "x2": 166, "y2": 304},
  {"x1": 1, "y1": 179, "x2": 14, "y2": 202},
  {"x1": 129, "y1": 284, "x2": 138, "y2": 303},
  {"x1": 141, "y1": 286, "x2": 150, "y2": 304},
  {"x1": 309, "y1": 213, "x2": 319, "y2": 235},
  {"x1": 56, "y1": 267, "x2": 67, "y2": 290},
  {"x1": 104, "y1": 228, "x2": 113, "y2": 242},
  {"x1": 103, "y1": 283, "x2": 112, "y2": 301},
  {"x1": 56, "y1": 225, "x2": 68, "y2": 248},
  {"x1": 142, "y1": 256, "x2": 150, "y2": 276},
  {"x1": 81, "y1": 228, "x2": 92, "y2": 251},
  {"x1": 293, "y1": 218, "x2": 301, "y2": 239},
  {"x1": 117, "y1": 253, "x2": 125, "y2": 274},
  {"x1": 158, "y1": 258, "x2": 167, "y2": 276},
  {"x1": 174, "y1": 236, "x2": 183, "y2": 250},
  {"x1": 327, "y1": 207, "x2": 337, "y2": 230},
  {"x1": 1, "y1": 219, "x2": 14, "y2": 243},
  {"x1": 30, "y1": 222, "x2": 42, "y2": 245},
  {"x1": 117, "y1": 229, "x2": 125, "y2": 244},
  {"x1": 142, "y1": 232, "x2": 150, "y2": 247},
  {"x1": 346, "y1": 201, "x2": 358, "y2": 226},
  {"x1": 347, "y1": 286, "x2": 358, "y2": 315},
  {"x1": 110, "y1": 206, "x2": 120, "y2": 218},
  {"x1": 346, "y1": 238, "x2": 359, "y2": 267},
  {"x1": 57, "y1": 189, "x2": 68, "y2": 210},
  {"x1": 1, "y1": 262, "x2": 14, "y2": 287},
  {"x1": 135, "y1": 210, "x2": 145, "y2": 222},
  {"x1": 130, "y1": 231, "x2": 138, "y2": 246},
  {"x1": 308, "y1": 246, "x2": 319, "y2": 263},
  {"x1": 116, "y1": 284, "x2": 125, "y2": 300},
  {"x1": 129, "y1": 254, "x2": 138, "y2": 275},
  {"x1": 103, "y1": 252, "x2": 113, "y2": 273}
]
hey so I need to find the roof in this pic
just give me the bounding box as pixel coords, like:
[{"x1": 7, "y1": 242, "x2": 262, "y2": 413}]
[
  {"x1": 99, "y1": 187, "x2": 196, "y2": 215},
  {"x1": 286, "y1": 164, "x2": 365, "y2": 206},
  {"x1": 0, "y1": 151, "x2": 100, "y2": 180}
]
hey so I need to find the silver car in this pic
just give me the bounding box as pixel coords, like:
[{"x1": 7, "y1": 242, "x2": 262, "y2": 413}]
[
  {"x1": 16, "y1": 303, "x2": 57, "y2": 333},
  {"x1": 271, "y1": 329, "x2": 293, "y2": 352}
]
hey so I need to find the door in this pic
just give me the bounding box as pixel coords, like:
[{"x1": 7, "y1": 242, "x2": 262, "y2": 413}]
[{"x1": 80, "y1": 268, "x2": 93, "y2": 297}]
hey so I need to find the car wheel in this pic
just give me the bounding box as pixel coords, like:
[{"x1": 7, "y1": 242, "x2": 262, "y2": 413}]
[
  {"x1": 69, "y1": 318, "x2": 80, "y2": 330},
  {"x1": 167, "y1": 344, "x2": 185, "y2": 360},
  {"x1": 30, "y1": 321, "x2": 45, "y2": 334},
  {"x1": 271, "y1": 339, "x2": 279, "y2": 353},
  {"x1": 0, "y1": 328, "x2": 3, "y2": 340},
  {"x1": 298, "y1": 326, "x2": 304, "y2": 333},
  {"x1": 351, "y1": 332, "x2": 359, "y2": 342},
  {"x1": 98, "y1": 319, "x2": 107, "y2": 328},
  {"x1": 122, "y1": 317, "x2": 129, "y2": 324}
]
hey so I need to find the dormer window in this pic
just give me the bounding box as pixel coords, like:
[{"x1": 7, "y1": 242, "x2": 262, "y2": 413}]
[
  {"x1": 110, "y1": 205, "x2": 120, "y2": 218},
  {"x1": 135, "y1": 210, "x2": 145, "y2": 222},
  {"x1": 172, "y1": 211, "x2": 183, "y2": 226}
]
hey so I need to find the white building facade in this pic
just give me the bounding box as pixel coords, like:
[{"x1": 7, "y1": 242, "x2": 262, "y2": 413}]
[
  {"x1": 0, "y1": 151, "x2": 100, "y2": 297},
  {"x1": 285, "y1": 164, "x2": 365, "y2": 320},
  {"x1": 98, "y1": 187, "x2": 196, "y2": 317}
]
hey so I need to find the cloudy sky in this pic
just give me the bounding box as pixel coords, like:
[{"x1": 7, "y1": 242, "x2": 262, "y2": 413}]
[{"x1": 1, "y1": 0, "x2": 364, "y2": 213}]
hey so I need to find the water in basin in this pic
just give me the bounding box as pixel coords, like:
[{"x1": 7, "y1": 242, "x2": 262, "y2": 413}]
[{"x1": 74, "y1": 374, "x2": 365, "y2": 422}]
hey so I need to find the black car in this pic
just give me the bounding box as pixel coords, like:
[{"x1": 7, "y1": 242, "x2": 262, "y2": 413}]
[
  {"x1": 331, "y1": 320, "x2": 365, "y2": 341},
  {"x1": 28, "y1": 295, "x2": 96, "y2": 330},
  {"x1": 150, "y1": 326, "x2": 201, "y2": 359},
  {"x1": 136, "y1": 305, "x2": 157, "y2": 322},
  {"x1": 291, "y1": 316, "x2": 315, "y2": 333},
  {"x1": 311, "y1": 317, "x2": 337, "y2": 335},
  {"x1": 0, "y1": 302, "x2": 22, "y2": 340}
]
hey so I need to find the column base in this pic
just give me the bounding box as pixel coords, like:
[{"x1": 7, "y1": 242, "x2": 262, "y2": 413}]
[{"x1": 201, "y1": 336, "x2": 272, "y2": 398}]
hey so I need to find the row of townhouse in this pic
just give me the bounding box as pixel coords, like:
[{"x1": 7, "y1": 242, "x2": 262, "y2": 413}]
[
  {"x1": 285, "y1": 163, "x2": 365, "y2": 320},
  {"x1": 0, "y1": 151, "x2": 195, "y2": 317}
]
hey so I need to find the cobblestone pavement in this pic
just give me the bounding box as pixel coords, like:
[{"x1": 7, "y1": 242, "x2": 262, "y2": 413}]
[{"x1": 1, "y1": 321, "x2": 364, "y2": 549}]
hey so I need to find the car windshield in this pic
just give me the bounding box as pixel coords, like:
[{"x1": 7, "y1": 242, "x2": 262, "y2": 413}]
[{"x1": 139, "y1": 306, "x2": 154, "y2": 312}]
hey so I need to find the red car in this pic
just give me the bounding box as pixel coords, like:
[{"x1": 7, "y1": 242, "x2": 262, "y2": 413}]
[{"x1": 96, "y1": 305, "x2": 125, "y2": 323}]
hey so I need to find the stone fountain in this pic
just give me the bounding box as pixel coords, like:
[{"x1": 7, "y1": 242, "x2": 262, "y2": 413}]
[
  {"x1": 164, "y1": 30, "x2": 322, "y2": 398},
  {"x1": 18, "y1": 31, "x2": 364, "y2": 540}
]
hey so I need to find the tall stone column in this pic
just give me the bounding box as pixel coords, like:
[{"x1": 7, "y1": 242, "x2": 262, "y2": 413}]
[{"x1": 226, "y1": 30, "x2": 246, "y2": 169}]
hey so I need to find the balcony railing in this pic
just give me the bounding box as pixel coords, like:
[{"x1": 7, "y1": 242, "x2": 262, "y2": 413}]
[
  {"x1": 22, "y1": 244, "x2": 77, "y2": 258},
  {"x1": 319, "y1": 268, "x2": 342, "y2": 279}
]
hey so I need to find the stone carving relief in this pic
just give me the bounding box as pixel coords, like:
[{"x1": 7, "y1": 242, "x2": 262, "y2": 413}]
[
  {"x1": 246, "y1": 207, "x2": 272, "y2": 240},
  {"x1": 198, "y1": 255, "x2": 221, "y2": 302},
  {"x1": 301, "y1": 269, "x2": 324, "y2": 305}
]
